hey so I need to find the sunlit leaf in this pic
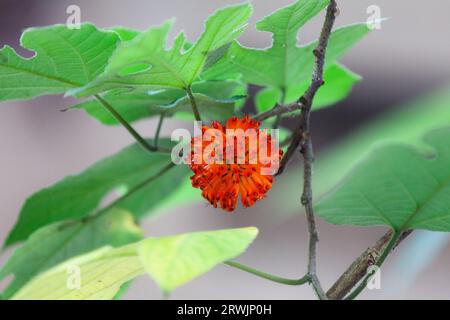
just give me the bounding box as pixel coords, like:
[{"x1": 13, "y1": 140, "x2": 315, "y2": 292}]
[
  {"x1": 11, "y1": 227, "x2": 258, "y2": 299},
  {"x1": 0, "y1": 209, "x2": 143, "y2": 298}
]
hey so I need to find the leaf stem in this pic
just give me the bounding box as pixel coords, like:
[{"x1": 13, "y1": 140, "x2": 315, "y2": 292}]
[
  {"x1": 186, "y1": 86, "x2": 202, "y2": 122},
  {"x1": 154, "y1": 112, "x2": 165, "y2": 149},
  {"x1": 224, "y1": 261, "x2": 310, "y2": 286},
  {"x1": 344, "y1": 231, "x2": 401, "y2": 300},
  {"x1": 94, "y1": 95, "x2": 157, "y2": 152}
]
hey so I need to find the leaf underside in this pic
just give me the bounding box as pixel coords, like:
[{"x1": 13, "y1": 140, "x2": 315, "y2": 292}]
[
  {"x1": 316, "y1": 128, "x2": 450, "y2": 232},
  {"x1": 0, "y1": 209, "x2": 143, "y2": 298}
]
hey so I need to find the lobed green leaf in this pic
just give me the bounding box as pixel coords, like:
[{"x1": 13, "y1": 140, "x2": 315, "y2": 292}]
[
  {"x1": 202, "y1": 0, "x2": 370, "y2": 111},
  {"x1": 73, "y1": 3, "x2": 252, "y2": 96},
  {"x1": 0, "y1": 24, "x2": 119, "y2": 101}
]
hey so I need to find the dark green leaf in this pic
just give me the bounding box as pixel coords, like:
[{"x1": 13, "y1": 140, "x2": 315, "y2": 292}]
[{"x1": 5, "y1": 140, "x2": 189, "y2": 246}]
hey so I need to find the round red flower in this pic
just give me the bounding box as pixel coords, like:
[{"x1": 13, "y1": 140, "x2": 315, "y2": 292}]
[{"x1": 189, "y1": 115, "x2": 283, "y2": 212}]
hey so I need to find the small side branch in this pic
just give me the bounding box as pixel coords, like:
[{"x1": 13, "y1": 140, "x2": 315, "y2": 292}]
[{"x1": 254, "y1": 101, "x2": 302, "y2": 123}]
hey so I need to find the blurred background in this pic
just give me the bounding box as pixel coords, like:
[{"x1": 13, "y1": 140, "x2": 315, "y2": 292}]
[{"x1": 1, "y1": 0, "x2": 450, "y2": 299}]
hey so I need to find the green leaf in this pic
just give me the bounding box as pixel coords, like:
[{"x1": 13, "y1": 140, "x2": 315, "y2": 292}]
[
  {"x1": 5, "y1": 140, "x2": 189, "y2": 246},
  {"x1": 255, "y1": 64, "x2": 361, "y2": 112},
  {"x1": 74, "y1": 4, "x2": 252, "y2": 96},
  {"x1": 202, "y1": 0, "x2": 370, "y2": 108},
  {"x1": 316, "y1": 128, "x2": 450, "y2": 232},
  {"x1": 0, "y1": 24, "x2": 119, "y2": 101},
  {"x1": 11, "y1": 227, "x2": 258, "y2": 299},
  {"x1": 313, "y1": 84, "x2": 450, "y2": 200},
  {"x1": 0, "y1": 209, "x2": 143, "y2": 298},
  {"x1": 110, "y1": 27, "x2": 140, "y2": 41},
  {"x1": 286, "y1": 64, "x2": 361, "y2": 110},
  {"x1": 255, "y1": 87, "x2": 282, "y2": 113},
  {"x1": 74, "y1": 80, "x2": 245, "y2": 125}
]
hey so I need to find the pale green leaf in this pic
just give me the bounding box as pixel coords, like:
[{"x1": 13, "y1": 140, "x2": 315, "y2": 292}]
[
  {"x1": 11, "y1": 246, "x2": 144, "y2": 300},
  {"x1": 0, "y1": 24, "x2": 119, "y2": 101},
  {"x1": 5, "y1": 140, "x2": 189, "y2": 246},
  {"x1": 0, "y1": 209, "x2": 143, "y2": 298},
  {"x1": 138, "y1": 227, "x2": 258, "y2": 292},
  {"x1": 11, "y1": 227, "x2": 258, "y2": 299},
  {"x1": 316, "y1": 128, "x2": 450, "y2": 232}
]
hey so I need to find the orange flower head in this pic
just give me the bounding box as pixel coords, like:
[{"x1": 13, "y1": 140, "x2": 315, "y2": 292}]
[{"x1": 189, "y1": 115, "x2": 283, "y2": 212}]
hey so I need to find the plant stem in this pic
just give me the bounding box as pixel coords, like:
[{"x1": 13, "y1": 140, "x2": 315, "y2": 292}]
[
  {"x1": 344, "y1": 231, "x2": 401, "y2": 300},
  {"x1": 94, "y1": 95, "x2": 157, "y2": 153},
  {"x1": 154, "y1": 112, "x2": 165, "y2": 149},
  {"x1": 284, "y1": 0, "x2": 337, "y2": 300},
  {"x1": 186, "y1": 86, "x2": 202, "y2": 122},
  {"x1": 224, "y1": 261, "x2": 310, "y2": 286}
]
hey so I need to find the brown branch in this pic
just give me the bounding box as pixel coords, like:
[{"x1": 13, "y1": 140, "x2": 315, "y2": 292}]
[
  {"x1": 254, "y1": 101, "x2": 302, "y2": 122},
  {"x1": 327, "y1": 230, "x2": 412, "y2": 300},
  {"x1": 291, "y1": 0, "x2": 339, "y2": 300}
]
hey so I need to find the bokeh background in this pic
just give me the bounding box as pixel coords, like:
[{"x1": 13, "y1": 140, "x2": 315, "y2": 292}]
[{"x1": 1, "y1": 0, "x2": 450, "y2": 299}]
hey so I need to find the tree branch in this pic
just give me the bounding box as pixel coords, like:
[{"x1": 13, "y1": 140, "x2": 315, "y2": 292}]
[
  {"x1": 291, "y1": 0, "x2": 339, "y2": 300},
  {"x1": 327, "y1": 230, "x2": 412, "y2": 300}
]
